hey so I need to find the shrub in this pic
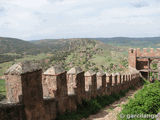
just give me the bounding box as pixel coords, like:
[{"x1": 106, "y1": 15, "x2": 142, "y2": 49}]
[{"x1": 118, "y1": 81, "x2": 160, "y2": 120}]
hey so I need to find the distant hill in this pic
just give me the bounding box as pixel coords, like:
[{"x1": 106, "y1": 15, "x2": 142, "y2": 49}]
[
  {"x1": 33, "y1": 37, "x2": 160, "y2": 49},
  {"x1": 32, "y1": 38, "x2": 123, "y2": 52},
  {"x1": 0, "y1": 37, "x2": 114, "y2": 55},
  {"x1": 0, "y1": 37, "x2": 44, "y2": 55},
  {"x1": 1, "y1": 37, "x2": 160, "y2": 56},
  {"x1": 89, "y1": 37, "x2": 160, "y2": 48}
]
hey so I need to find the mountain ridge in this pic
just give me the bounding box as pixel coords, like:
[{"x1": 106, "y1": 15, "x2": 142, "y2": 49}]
[{"x1": 0, "y1": 36, "x2": 160, "y2": 56}]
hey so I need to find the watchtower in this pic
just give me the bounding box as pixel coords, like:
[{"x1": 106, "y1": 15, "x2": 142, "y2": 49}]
[{"x1": 128, "y1": 48, "x2": 160, "y2": 80}]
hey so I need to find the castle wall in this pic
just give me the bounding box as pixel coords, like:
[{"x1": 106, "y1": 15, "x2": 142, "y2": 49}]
[
  {"x1": 4, "y1": 75, "x2": 22, "y2": 103},
  {"x1": 0, "y1": 103, "x2": 25, "y2": 120},
  {"x1": 0, "y1": 61, "x2": 141, "y2": 120},
  {"x1": 128, "y1": 48, "x2": 160, "y2": 80},
  {"x1": 137, "y1": 48, "x2": 160, "y2": 57},
  {"x1": 129, "y1": 48, "x2": 160, "y2": 70}
]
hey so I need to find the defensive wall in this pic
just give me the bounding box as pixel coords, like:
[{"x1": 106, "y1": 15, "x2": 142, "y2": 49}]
[
  {"x1": 0, "y1": 50, "x2": 142, "y2": 120},
  {"x1": 128, "y1": 48, "x2": 160, "y2": 79}
]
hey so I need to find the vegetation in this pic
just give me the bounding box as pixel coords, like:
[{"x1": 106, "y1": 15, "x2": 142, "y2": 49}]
[
  {"x1": 0, "y1": 37, "x2": 45, "y2": 55},
  {"x1": 56, "y1": 88, "x2": 132, "y2": 120},
  {"x1": 118, "y1": 81, "x2": 160, "y2": 120},
  {"x1": 0, "y1": 54, "x2": 22, "y2": 63},
  {"x1": 0, "y1": 79, "x2": 5, "y2": 100}
]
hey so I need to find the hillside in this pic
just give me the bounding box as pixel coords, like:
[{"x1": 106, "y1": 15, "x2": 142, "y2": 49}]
[
  {"x1": 32, "y1": 38, "x2": 103, "y2": 52},
  {"x1": 0, "y1": 37, "x2": 46, "y2": 55},
  {"x1": 90, "y1": 37, "x2": 160, "y2": 48},
  {"x1": 0, "y1": 37, "x2": 128, "y2": 77},
  {"x1": 32, "y1": 38, "x2": 128, "y2": 72}
]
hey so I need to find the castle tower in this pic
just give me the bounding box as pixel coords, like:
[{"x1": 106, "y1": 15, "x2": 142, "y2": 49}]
[{"x1": 128, "y1": 48, "x2": 137, "y2": 68}]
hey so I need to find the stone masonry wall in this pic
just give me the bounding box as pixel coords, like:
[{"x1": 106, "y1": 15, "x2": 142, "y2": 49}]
[
  {"x1": 0, "y1": 61, "x2": 141, "y2": 120},
  {"x1": 128, "y1": 48, "x2": 160, "y2": 70}
]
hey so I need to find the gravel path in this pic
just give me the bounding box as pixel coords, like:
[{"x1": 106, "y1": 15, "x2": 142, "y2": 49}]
[{"x1": 82, "y1": 87, "x2": 142, "y2": 120}]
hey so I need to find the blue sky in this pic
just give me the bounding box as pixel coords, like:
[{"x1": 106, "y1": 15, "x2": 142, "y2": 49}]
[{"x1": 0, "y1": 0, "x2": 160, "y2": 40}]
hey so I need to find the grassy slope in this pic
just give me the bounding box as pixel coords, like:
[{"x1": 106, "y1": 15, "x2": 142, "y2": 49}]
[{"x1": 64, "y1": 41, "x2": 127, "y2": 72}]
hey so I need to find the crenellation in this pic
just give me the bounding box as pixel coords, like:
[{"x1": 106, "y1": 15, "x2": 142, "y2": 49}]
[
  {"x1": 67, "y1": 67, "x2": 82, "y2": 74},
  {"x1": 67, "y1": 67, "x2": 83, "y2": 95},
  {"x1": 143, "y1": 48, "x2": 147, "y2": 55},
  {"x1": 97, "y1": 71, "x2": 105, "y2": 89},
  {"x1": 116, "y1": 73, "x2": 122, "y2": 91},
  {"x1": 156, "y1": 48, "x2": 160, "y2": 56},
  {"x1": 84, "y1": 70, "x2": 96, "y2": 92},
  {"x1": 121, "y1": 74, "x2": 124, "y2": 84},
  {"x1": 97, "y1": 71, "x2": 106, "y2": 95},
  {"x1": 128, "y1": 48, "x2": 160, "y2": 79},
  {"x1": 105, "y1": 73, "x2": 112, "y2": 95},
  {"x1": 1, "y1": 60, "x2": 143, "y2": 120},
  {"x1": 135, "y1": 48, "x2": 160, "y2": 57},
  {"x1": 5, "y1": 75, "x2": 22, "y2": 103},
  {"x1": 150, "y1": 48, "x2": 154, "y2": 53},
  {"x1": 116, "y1": 73, "x2": 121, "y2": 84},
  {"x1": 42, "y1": 66, "x2": 67, "y2": 98},
  {"x1": 85, "y1": 70, "x2": 97, "y2": 98},
  {"x1": 43, "y1": 65, "x2": 65, "y2": 75},
  {"x1": 137, "y1": 48, "x2": 141, "y2": 56},
  {"x1": 84, "y1": 70, "x2": 96, "y2": 77},
  {"x1": 5, "y1": 61, "x2": 41, "y2": 75},
  {"x1": 111, "y1": 73, "x2": 117, "y2": 86},
  {"x1": 111, "y1": 73, "x2": 118, "y2": 94},
  {"x1": 67, "y1": 67, "x2": 85, "y2": 104},
  {"x1": 125, "y1": 74, "x2": 128, "y2": 83}
]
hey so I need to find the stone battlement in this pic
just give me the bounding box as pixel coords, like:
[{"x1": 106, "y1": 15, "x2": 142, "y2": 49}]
[
  {"x1": 128, "y1": 48, "x2": 160, "y2": 80},
  {"x1": 0, "y1": 61, "x2": 141, "y2": 120},
  {"x1": 129, "y1": 48, "x2": 160, "y2": 58}
]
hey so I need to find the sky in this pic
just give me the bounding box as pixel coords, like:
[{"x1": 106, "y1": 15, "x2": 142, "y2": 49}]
[{"x1": 0, "y1": 0, "x2": 160, "y2": 40}]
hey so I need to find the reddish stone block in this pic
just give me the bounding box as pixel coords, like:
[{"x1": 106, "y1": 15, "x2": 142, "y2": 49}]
[
  {"x1": 67, "y1": 67, "x2": 85, "y2": 104},
  {"x1": 97, "y1": 71, "x2": 106, "y2": 96},
  {"x1": 84, "y1": 70, "x2": 96, "y2": 99},
  {"x1": 43, "y1": 66, "x2": 68, "y2": 114}
]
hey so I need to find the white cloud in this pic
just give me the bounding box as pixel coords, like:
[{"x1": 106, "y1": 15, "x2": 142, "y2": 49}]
[{"x1": 0, "y1": 0, "x2": 160, "y2": 40}]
